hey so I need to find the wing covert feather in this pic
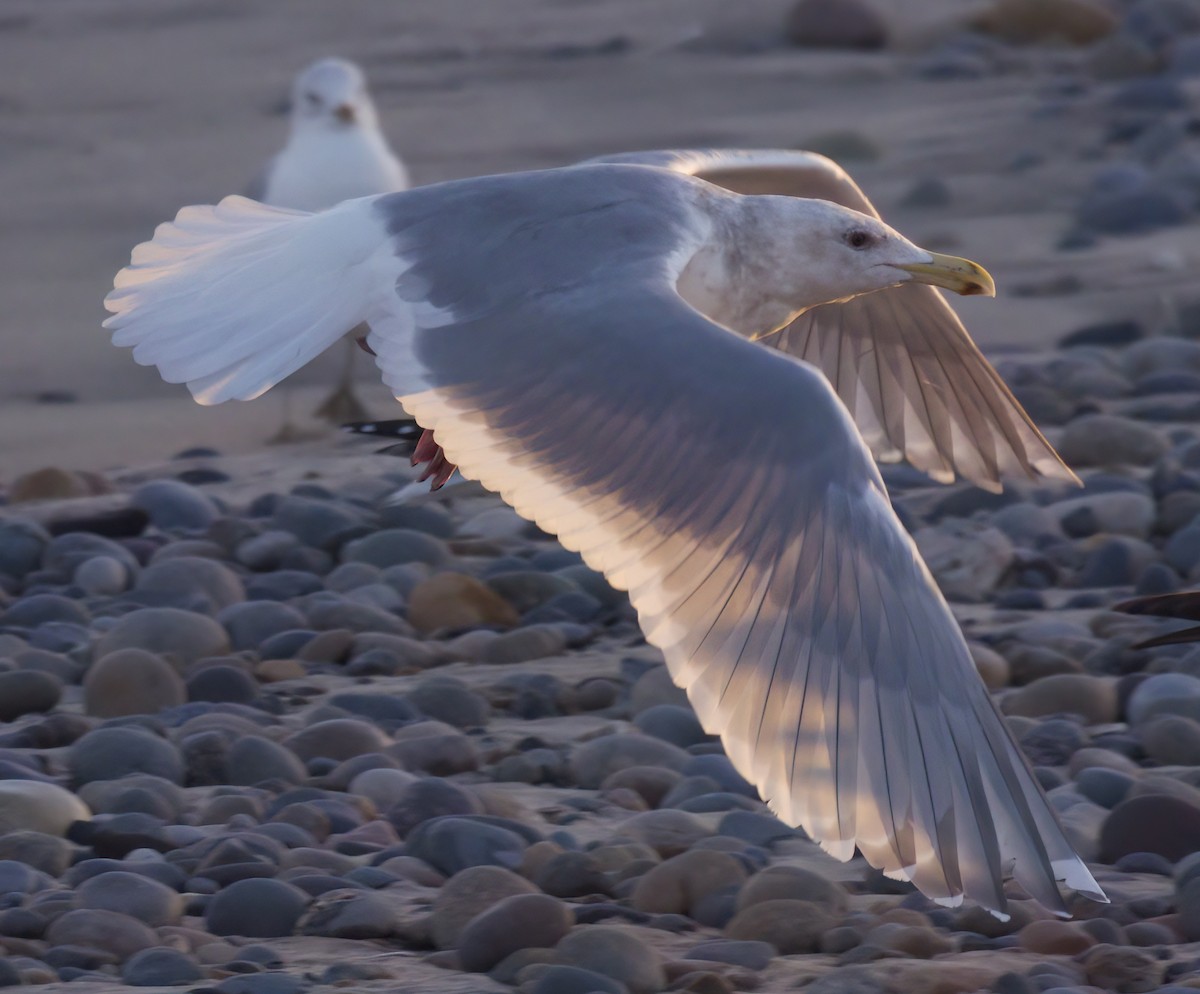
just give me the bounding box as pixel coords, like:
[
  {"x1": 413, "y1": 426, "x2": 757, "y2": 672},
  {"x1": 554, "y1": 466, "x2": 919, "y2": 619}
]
[{"x1": 372, "y1": 277, "x2": 1101, "y2": 916}]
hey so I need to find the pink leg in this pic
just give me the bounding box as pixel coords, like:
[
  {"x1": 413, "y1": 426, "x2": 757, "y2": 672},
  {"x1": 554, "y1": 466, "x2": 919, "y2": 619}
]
[
  {"x1": 356, "y1": 338, "x2": 457, "y2": 490},
  {"x1": 411, "y1": 428, "x2": 458, "y2": 491}
]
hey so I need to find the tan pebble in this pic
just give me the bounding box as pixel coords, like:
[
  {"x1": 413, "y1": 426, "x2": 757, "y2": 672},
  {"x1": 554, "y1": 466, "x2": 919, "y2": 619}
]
[{"x1": 254, "y1": 658, "x2": 307, "y2": 682}]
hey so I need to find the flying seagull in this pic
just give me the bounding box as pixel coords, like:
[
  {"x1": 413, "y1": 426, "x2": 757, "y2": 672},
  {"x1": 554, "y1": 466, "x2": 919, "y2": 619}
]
[
  {"x1": 249, "y1": 57, "x2": 409, "y2": 424},
  {"x1": 104, "y1": 155, "x2": 1104, "y2": 916}
]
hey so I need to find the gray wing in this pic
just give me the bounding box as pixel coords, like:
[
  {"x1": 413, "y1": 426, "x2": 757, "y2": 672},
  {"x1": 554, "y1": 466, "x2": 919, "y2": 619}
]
[
  {"x1": 587, "y1": 150, "x2": 1077, "y2": 492},
  {"x1": 364, "y1": 190, "x2": 1101, "y2": 915}
]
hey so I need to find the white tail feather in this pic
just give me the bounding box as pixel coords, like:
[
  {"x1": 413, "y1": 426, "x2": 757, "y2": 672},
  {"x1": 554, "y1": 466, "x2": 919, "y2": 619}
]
[{"x1": 104, "y1": 194, "x2": 392, "y2": 405}]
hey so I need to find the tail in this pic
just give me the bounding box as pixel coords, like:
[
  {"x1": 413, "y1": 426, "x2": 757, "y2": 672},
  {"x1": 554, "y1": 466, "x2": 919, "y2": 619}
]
[{"x1": 104, "y1": 195, "x2": 389, "y2": 405}]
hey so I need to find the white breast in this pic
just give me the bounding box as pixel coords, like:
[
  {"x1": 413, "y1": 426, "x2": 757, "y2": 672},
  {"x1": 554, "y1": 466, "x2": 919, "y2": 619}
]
[{"x1": 265, "y1": 128, "x2": 409, "y2": 212}]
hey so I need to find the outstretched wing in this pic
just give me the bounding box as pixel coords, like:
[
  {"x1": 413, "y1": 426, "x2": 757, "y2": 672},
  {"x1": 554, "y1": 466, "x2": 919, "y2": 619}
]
[
  {"x1": 105, "y1": 164, "x2": 1102, "y2": 915},
  {"x1": 588, "y1": 149, "x2": 1076, "y2": 492}
]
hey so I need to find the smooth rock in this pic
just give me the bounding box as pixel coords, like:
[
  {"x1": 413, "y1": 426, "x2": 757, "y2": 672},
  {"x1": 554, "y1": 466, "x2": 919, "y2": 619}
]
[
  {"x1": 0, "y1": 670, "x2": 61, "y2": 721},
  {"x1": 1127, "y1": 672, "x2": 1200, "y2": 724},
  {"x1": 342, "y1": 528, "x2": 450, "y2": 569},
  {"x1": 405, "y1": 816, "x2": 529, "y2": 876},
  {"x1": 1141, "y1": 714, "x2": 1200, "y2": 766},
  {"x1": 226, "y1": 736, "x2": 308, "y2": 787},
  {"x1": 45, "y1": 908, "x2": 159, "y2": 961},
  {"x1": 84, "y1": 649, "x2": 187, "y2": 717},
  {"x1": 75, "y1": 870, "x2": 184, "y2": 926},
  {"x1": 121, "y1": 947, "x2": 204, "y2": 986},
  {"x1": 205, "y1": 878, "x2": 309, "y2": 938},
  {"x1": 429, "y1": 865, "x2": 538, "y2": 949},
  {"x1": 1058, "y1": 415, "x2": 1168, "y2": 468},
  {"x1": 94, "y1": 608, "x2": 230, "y2": 666},
  {"x1": 630, "y1": 849, "x2": 748, "y2": 918},
  {"x1": 131, "y1": 480, "x2": 220, "y2": 532},
  {"x1": 284, "y1": 719, "x2": 390, "y2": 763},
  {"x1": 724, "y1": 899, "x2": 834, "y2": 954},
  {"x1": 0, "y1": 780, "x2": 90, "y2": 835},
  {"x1": 553, "y1": 925, "x2": 666, "y2": 994},
  {"x1": 785, "y1": 0, "x2": 888, "y2": 49},
  {"x1": 459, "y1": 893, "x2": 572, "y2": 971},
  {"x1": 1002, "y1": 674, "x2": 1117, "y2": 725},
  {"x1": 736, "y1": 865, "x2": 847, "y2": 914},
  {"x1": 406, "y1": 572, "x2": 518, "y2": 634},
  {"x1": 913, "y1": 523, "x2": 1013, "y2": 601},
  {"x1": 1101, "y1": 794, "x2": 1200, "y2": 862},
  {"x1": 68, "y1": 727, "x2": 184, "y2": 786},
  {"x1": 570, "y1": 734, "x2": 691, "y2": 788},
  {"x1": 972, "y1": 0, "x2": 1117, "y2": 44}
]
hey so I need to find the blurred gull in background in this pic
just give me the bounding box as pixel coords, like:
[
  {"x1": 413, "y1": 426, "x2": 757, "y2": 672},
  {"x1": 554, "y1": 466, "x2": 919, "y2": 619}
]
[{"x1": 248, "y1": 57, "x2": 409, "y2": 429}]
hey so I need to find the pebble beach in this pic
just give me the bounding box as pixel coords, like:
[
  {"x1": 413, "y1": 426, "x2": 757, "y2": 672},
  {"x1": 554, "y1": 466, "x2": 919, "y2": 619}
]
[{"x1": 8, "y1": 2, "x2": 1200, "y2": 994}]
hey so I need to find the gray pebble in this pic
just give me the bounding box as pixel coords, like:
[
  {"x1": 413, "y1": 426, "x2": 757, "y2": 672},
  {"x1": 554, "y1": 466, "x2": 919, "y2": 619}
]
[
  {"x1": 1128, "y1": 672, "x2": 1200, "y2": 724},
  {"x1": 131, "y1": 479, "x2": 220, "y2": 532},
  {"x1": 121, "y1": 946, "x2": 203, "y2": 986},
  {"x1": 271, "y1": 495, "x2": 368, "y2": 552},
  {"x1": 385, "y1": 777, "x2": 483, "y2": 836},
  {"x1": 529, "y1": 965, "x2": 630, "y2": 994},
  {"x1": 459, "y1": 892, "x2": 572, "y2": 972},
  {"x1": 0, "y1": 518, "x2": 50, "y2": 579},
  {"x1": 76, "y1": 870, "x2": 183, "y2": 926},
  {"x1": 217, "y1": 601, "x2": 307, "y2": 652},
  {"x1": 1057, "y1": 414, "x2": 1168, "y2": 468},
  {"x1": 405, "y1": 815, "x2": 529, "y2": 876},
  {"x1": 405, "y1": 676, "x2": 489, "y2": 728},
  {"x1": 234, "y1": 530, "x2": 300, "y2": 571},
  {"x1": 83, "y1": 649, "x2": 186, "y2": 718},
  {"x1": 482, "y1": 624, "x2": 570, "y2": 665},
  {"x1": 0, "y1": 670, "x2": 61, "y2": 722},
  {"x1": 74, "y1": 555, "x2": 130, "y2": 595},
  {"x1": 2, "y1": 593, "x2": 89, "y2": 628},
  {"x1": 94, "y1": 607, "x2": 230, "y2": 665},
  {"x1": 284, "y1": 718, "x2": 390, "y2": 763},
  {"x1": 685, "y1": 938, "x2": 776, "y2": 970},
  {"x1": 205, "y1": 877, "x2": 309, "y2": 937},
  {"x1": 429, "y1": 864, "x2": 537, "y2": 949},
  {"x1": 634, "y1": 704, "x2": 708, "y2": 748},
  {"x1": 245, "y1": 570, "x2": 324, "y2": 601},
  {"x1": 554, "y1": 925, "x2": 665, "y2": 994},
  {"x1": 341, "y1": 528, "x2": 449, "y2": 568},
  {"x1": 134, "y1": 556, "x2": 245, "y2": 614},
  {"x1": 570, "y1": 733, "x2": 691, "y2": 789},
  {"x1": 44, "y1": 908, "x2": 159, "y2": 961},
  {"x1": 69, "y1": 727, "x2": 184, "y2": 786},
  {"x1": 186, "y1": 664, "x2": 258, "y2": 705}
]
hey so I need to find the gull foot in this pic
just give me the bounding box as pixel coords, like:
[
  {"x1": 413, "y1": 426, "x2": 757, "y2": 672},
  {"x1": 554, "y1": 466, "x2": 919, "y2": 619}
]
[{"x1": 411, "y1": 429, "x2": 457, "y2": 490}]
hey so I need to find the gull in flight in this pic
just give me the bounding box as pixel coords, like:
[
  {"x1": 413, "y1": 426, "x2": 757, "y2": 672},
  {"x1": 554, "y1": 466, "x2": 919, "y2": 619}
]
[
  {"x1": 104, "y1": 149, "x2": 1104, "y2": 916},
  {"x1": 248, "y1": 57, "x2": 409, "y2": 425}
]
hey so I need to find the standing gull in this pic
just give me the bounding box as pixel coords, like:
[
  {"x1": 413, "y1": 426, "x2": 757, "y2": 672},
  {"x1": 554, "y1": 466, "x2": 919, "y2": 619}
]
[
  {"x1": 249, "y1": 57, "x2": 409, "y2": 424},
  {"x1": 104, "y1": 159, "x2": 1105, "y2": 916}
]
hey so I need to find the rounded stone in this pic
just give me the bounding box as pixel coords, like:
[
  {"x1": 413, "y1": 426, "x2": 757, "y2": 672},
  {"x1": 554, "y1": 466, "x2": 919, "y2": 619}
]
[
  {"x1": 634, "y1": 704, "x2": 709, "y2": 748},
  {"x1": 620, "y1": 809, "x2": 709, "y2": 857},
  {"x1": 407, "y1": 572, "x2": 519, "y2": 634},
  {"x1": 405, "y1": 676, "x2": 489, "y2": 729},
  {"x1": 570, "y1": 733, "x2": 691, "y2": 789},
  {"x1": 1017, "y1": 918, "x2": 1095, "y2": 955},
  {"x1": 186, "y1": 664, "x2": 258, "y2": 705},
  {"x1": 685, "y1": 939, "x2": 776, "y2": 971},
  {"x1": 84, "y1": 649, "x2": 187, "y2": 718},
  {"x1": 0, "y1": 670, "x2": 62, "y2": 721},
  {"x1": 217, "y1": 601, "x2": 307, "y2": 652},
  {"x1": 0, "y1": 780, "x2": 90, "y2": 835},
  {"x1": 1100, "y1": 794, "x2": 1200, "y2": 863},
  {"x1": 226, "y1": 736, "x2": 308, "y2": 787},
  {"x1": 205, "y1": 878, "x2": 309, "y2": 938},
  {"x1": 404, "y1": 816, "x2": 529, "y2": 877},
  {"x1": 130, "y1": 479, "x2": 219, "y2": 532},
  {"x1": 459, "y1": 893, "x2": 572, "y2": 971},
  {"x1": 73, "y1": 554, "x2": 130, "y2": 593},
  {"x1": 630, "y1": 849, "x2": 748, "y2": 918},
  {"x1": 736, "y1": 865, "x2": 848, "y2": 914},
  {"x1": 135, "y1": 557, "x2": 245, "y2": 613},
  {"x1": 1127, "y1": 673, "x2": 1200, "y2": 725},
  {"x1": 1141, "y1": 714, "x2": 1200, "y2": 766},
  {"x1": 786, "y1": 0, "x2": 888, "y2": 49},
  {"x1": 1081, "y1": 943, "x2": 1160, "y2": 992},
  {"x1": 68, "y1": 727, "x2": 184, "y2": 786},
  {"x1": 94, "y1": 608, "x2": 231, "y2": 666},
  {"x1": 529, "y1": 966, "x2": 629, "y2": 994},
  {"x1": 1002, "y1": 674, "x2": 1117, "y2": 726},
  {"x1": 341, "y1": 528, "x2": 450, "y2": 569},
  {"x1": 724, "y1": 898, "x2": 834, "y2": 953},
  {"x1": 45, "y1": 908, "x2": 160, "y2": 961},
  {"x1": 122, "y1": 947, "x2": 204, "y2": 986},
  {"x1": 283, "y1": 719, "x2": 390, "y2": 762},
  {"x1": 0, "y1": 518, "x2": 50, "y2": 579},
  {"x1": 1057, "y1": 415, "x2": 1168, "y2": 468},
  {"x1": 553, "y1": 925, "x2": 666, "y2": 994},
  {"x1": 429, "y1": 865, "x2": 538, "y2": 949},
  {"x1": 75, "y1": 870, "x2": 184, "y2": 926},
  {"x1": 385, "y1": 777, "x2": 483, "y2": 836}
]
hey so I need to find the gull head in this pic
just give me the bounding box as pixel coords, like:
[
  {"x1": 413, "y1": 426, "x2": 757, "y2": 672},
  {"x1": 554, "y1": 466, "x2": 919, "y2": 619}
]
[
  {"x1": 290, "y1": 58, "x2": 378, "y2": 132},
  {"x1": 772, "y1": 198, "x2": 995, "y2": 311}
]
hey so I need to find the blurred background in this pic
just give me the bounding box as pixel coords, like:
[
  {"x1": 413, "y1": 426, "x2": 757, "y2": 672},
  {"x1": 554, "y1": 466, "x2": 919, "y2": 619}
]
[{"x1": 3, "y1": 0, "x2": 1199, "y2": 478}]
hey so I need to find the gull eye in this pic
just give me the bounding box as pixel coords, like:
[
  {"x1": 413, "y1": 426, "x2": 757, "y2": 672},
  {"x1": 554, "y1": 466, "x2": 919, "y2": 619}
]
[{"x1": 845, "y1": 229, "x2": 874, "y2": 250}]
